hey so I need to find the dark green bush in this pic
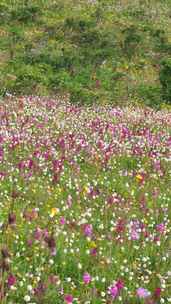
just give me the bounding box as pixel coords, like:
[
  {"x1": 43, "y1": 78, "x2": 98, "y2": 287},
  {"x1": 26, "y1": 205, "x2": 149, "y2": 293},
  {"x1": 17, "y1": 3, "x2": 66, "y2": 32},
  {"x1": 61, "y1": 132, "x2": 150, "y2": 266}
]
[
  {"x1": 70, "y1": 87, "x2": 98, "y2": 105},
  {"x1": 152, "y1": 29, "x2": 171, "y2": 53},
  {"x1": 159, "y1": 58, "x2": 171, "y2": 103},
  {"x1": 122, "y1": 26, "x2": 142, "y2": 59},
  {"x1": 136, "y1": 84, "x2": 162, "y2": 108},
  {"x1": 10, "y1": 3, "x2": 41, "y2": 23}
]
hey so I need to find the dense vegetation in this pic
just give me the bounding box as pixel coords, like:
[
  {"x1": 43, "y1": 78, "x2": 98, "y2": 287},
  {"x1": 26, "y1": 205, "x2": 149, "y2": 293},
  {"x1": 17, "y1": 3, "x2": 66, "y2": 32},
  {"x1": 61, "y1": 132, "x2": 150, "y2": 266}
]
[
  {"x1": 0, "y1": 96, "x2": 171, "y2": 303},
  {"x1": 1, "y1": 0, "x2": 171, "y2": 106}
]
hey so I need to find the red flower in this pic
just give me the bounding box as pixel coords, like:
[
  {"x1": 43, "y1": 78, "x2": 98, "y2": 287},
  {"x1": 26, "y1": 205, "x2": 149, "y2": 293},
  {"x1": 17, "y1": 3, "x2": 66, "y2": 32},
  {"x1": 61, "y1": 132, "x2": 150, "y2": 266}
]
[
  {"x1": 154, "y1": 287, "x2": 161, "y2": 298},
  {"x1": 7, "y1": 274, "x2": 17, "y2": 287}
]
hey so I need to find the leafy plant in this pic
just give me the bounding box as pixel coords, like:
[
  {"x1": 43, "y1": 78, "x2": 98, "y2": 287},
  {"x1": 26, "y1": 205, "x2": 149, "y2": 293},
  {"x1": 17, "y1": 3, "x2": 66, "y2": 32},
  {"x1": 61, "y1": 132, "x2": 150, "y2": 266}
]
[{"x1": 159, "y1": 58, "x2": 171, "y2": 103}]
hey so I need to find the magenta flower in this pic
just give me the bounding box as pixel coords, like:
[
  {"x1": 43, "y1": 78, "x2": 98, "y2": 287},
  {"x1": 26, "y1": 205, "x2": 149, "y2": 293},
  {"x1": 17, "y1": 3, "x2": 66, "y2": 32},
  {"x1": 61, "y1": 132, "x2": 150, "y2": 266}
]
[
  {"x1": 64, "y1": 294, "x2": 73, "y2": 304},
  {"x1": 90, "y1": 247, "x2": 97, "y2": 256},
  {"x1": 156, "y1": 223, "x2": 165, "y2": 234},
  {"x1": 116, "y1": 279, "x2": 124, "y2": 290},
  {"x1": 83, "y1": 224, "x2": 93, "y2": 237},
  {"x1": 108, "y1": 280, "x2": 124, "y2": 299},
  {"x1": 109, "y1": 285, "x2": 119, "y2": 299},
  {"x1": 137, "y1": 287, "x2": 151, "y2": 298},
  {"x1": 60, "y1": 217, "x2": 66, "y2": 225},
  {"x1": 7, "y1": 274, "x2": 17, "y2": 287},
  {"x1": 131, "y1": 229, "x2": 140, "y2": 240},
  {"x1": 34, "y1": 227, "x2": 42, "y2": 240},
  {"x1": 154, "y1": 287, "x2": 161, "y2": 298},
  {"x1": 83, "y1": 272, "x2": 91, "y2": 284}
]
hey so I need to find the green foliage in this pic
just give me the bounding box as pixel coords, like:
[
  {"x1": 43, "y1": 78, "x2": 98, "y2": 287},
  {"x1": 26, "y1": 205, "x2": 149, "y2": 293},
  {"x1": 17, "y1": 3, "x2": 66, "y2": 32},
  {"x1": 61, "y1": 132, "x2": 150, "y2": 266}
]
[
  {"x1": 136, "y1": 84, "x2": 162, "y2": 108},
  {"x1": 159, "y1": 58, "x2": 171, "y2": 103},
  {"x1": 10, "y1": 2, "x2": 41, "y2": 23},
  {"x1": 122, "y1": 26, "x2": 142, "y2": 59}
]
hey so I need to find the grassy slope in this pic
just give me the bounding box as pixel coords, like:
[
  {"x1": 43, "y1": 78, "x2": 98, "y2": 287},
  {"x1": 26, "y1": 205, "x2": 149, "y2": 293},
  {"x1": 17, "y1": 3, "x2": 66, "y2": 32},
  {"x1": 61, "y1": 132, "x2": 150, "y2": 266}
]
[{"x1": 0, "y1": 0, "x2": 171, "y2": 106}]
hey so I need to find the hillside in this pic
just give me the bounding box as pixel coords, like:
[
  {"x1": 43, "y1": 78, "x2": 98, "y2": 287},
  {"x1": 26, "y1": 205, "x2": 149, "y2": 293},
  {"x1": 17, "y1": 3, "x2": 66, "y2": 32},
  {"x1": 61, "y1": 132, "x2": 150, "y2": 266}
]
[{"x1": 1, "y1": 0, "x2": 171, "y2": 106}]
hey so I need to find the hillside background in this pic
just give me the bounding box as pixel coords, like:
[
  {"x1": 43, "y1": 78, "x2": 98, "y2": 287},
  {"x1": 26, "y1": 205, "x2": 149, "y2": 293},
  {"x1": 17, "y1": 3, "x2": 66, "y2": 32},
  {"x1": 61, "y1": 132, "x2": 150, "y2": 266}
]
[{"x1": 1, "y1": 0, "x2": 171, "y2": 107}]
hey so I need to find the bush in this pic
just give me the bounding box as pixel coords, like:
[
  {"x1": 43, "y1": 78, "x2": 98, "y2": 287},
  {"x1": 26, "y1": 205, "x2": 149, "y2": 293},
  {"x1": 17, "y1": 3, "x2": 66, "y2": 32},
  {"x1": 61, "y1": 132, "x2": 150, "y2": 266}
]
[
  {"x1": 122, "y1": 26, "x2": 142, "y2": 59},
  {"x1": 70, "y1": 87, "x2": 98, "y2": 105},
  {"x1": 10, "y1": 3, "x2": 41, "y2": 23},
  {"x1": 159, "y1": 58, "x2": 171, "y2": 103},
  {"x1": 136, "y1": 84, "x2": 162, "y2": 108}
]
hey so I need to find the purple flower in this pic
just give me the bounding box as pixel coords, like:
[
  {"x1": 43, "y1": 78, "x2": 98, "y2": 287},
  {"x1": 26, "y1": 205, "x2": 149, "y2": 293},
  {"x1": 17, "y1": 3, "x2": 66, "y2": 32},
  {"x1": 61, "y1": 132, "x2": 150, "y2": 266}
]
[
  {"x1": 84, "y1": 224, "x2": 93, "y2": 237},
  {"x1": 109, "y1": 285, "x2": 119, "y2": 299},
  {"x1": 137, "y1": 287, "x2": 151, "y2": 298},
  {"x1": 60, "y1": 217, "x2": 66, "y2": 225},
  {"x1": 83, "y1": 272, "x2": 91, "y2": 284},
  {"x1": 64, "y1": 294, "x2": 73, "y2": 304},
  {"x1": 156, "y1": 223, "x2": 165, "y2": 234},
  {"x1": 131, "y1": 229, "x2": 140, "y2": 240},
  {"x1": 116, "y1": 279, "x2": 124, "y2": 290},
  {"x1": 7, "y1": 274, "x2": 17, "y2": 287}
]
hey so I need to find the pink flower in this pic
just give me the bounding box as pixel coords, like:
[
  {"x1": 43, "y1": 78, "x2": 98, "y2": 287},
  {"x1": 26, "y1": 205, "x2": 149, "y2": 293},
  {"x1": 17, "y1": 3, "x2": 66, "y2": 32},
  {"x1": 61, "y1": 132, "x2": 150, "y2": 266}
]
[
  {"x1": 154, "y1": 287, "x2": 161, "y2": 298},
  {"x1": 64, "y1": 294, "x2": 73, "y2": 304},
  {"x1": 116, "y1": 279, "x2": 124, "y2": 290},
  {"x1": 7, "y1": 274, "x2": 17, "y2": 287},
  {"x1": 67, "y1": 195, "x2": 72, "y2": 208},
  {"x1": 109, "y1": 285, "x2": 119, "y2": 299},
  {"x1": 156, "y1": 223, "x2": 165, "y2": 234},
  {"x1": 131, "y1": 229, "x2": 140, "y2": 240},
  {"x1": 137, "y1": 287, "x2": 151, "y2": 298},
  {"x1": 60, "y1": 217, "x2": 66, "y2": 225},
  {"x1": 90, "y1": 247, "x2": 97, "y2": 256},
  {"x1": 34, "y1": 227, "x2": 42, "y2": 240},
  {"x1": 83, "y1": 272, "x2": 91, "y2": 284},
  {"x1": 108, "y1": 280, "x2": 124, "y2": 299},
  {"x1": 83, "y1": 224, "x2": 93, "y2": 237}
]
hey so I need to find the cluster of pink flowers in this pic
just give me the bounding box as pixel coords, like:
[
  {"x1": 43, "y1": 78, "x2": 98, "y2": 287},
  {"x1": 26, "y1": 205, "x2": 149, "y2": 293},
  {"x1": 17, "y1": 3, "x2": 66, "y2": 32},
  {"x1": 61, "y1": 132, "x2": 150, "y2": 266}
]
[{"x1": 0, "y1": 96, "x2": 170, "y2": 302}]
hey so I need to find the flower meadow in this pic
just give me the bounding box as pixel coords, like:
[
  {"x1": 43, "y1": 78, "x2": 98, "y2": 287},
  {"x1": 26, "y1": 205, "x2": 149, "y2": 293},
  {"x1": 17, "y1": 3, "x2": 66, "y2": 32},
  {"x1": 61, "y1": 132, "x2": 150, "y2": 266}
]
[{"x1": 0, "y1": 96, "x2": 171, "y2": 304}]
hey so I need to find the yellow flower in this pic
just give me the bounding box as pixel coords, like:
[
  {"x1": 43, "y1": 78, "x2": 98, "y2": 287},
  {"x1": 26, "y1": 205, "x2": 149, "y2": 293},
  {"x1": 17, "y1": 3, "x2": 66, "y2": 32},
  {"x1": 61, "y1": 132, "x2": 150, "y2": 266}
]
[
  {"x1": 50, "y1": 208, "x2": 58, "y2": 218},
  {"x1": 136, "y1": 174, "x2": 143, "y2": 182},
  {"x1": 89, "y1": 241, "x2": 97, "y2": 249},
  {"x1": 83, "y1": 186, "x2": 89, "y2": 194}
]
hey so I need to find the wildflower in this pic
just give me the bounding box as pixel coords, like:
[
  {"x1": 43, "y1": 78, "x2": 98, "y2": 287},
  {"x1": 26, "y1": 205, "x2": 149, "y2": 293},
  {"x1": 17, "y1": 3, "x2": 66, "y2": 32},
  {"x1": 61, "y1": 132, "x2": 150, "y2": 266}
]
[
  {"x1": 136, "y1": 287, "x2": 151, "y2": 298},
  {"x1": 136, "y1": 174, "x2": 144, "y2": 183},
  {"x1": 109, "y1": 285, "x2": 118, "y2": 299},
  {"x1": 131, "y1": 229, "x2": 140, "y2": 240},
  {"x1": 90, "y1": 247, "x2": 97, "y2": 256},
  {"x1": 50, "y1": 208, "x2": 58, "y2": 218},
  {"x1": 83, "y1": 224, "x2": 93, "y2": 237},
  {"x1": 59, "y1": 217, "x2": 65, "y2": 225},
  {"x1": 44, "y1": 235, "x2": 56, "y2": 255},
  {"x1": 8, "y1": 213, "x2": 16, "y2": 226},
  {"x1": 154, "y1": 287, "x2": 161, "y2": 298},
  {"x1": 34, "y1": 281, "x2": 47, "y2": 296},
  {"x1": 7, "y1": 274, "x2": 17, "y2": 287},
  {"x1": 116, "y1": 279, "x2": 124, "y2": 290},
  {"x1": 24, "y1": 295, "x2": 31, "y2": 302},
  {"x1": 34, "y1": 227, "x2": 42, "y2": 240},
  {"x1": 156, "y1": 223, "x2": 165, "y2": 234},
  {"x1": 83, "y1": 272, "x2": 91, "y2": 284},
  {"x1": 64, "y1": 294, "x2": 73, "y2": 304}
]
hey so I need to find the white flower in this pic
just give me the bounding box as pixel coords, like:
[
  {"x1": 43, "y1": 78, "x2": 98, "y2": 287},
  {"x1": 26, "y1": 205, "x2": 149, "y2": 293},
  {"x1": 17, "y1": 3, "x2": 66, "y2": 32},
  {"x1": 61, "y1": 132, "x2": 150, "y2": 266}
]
[{"x1": 24, "y1": 295, "x2": 31, "y2": 302}]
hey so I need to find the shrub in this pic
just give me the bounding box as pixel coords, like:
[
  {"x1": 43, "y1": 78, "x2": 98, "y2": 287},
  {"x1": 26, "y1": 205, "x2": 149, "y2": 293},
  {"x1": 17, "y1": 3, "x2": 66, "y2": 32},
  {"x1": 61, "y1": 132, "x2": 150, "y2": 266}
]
[
  {"x1": 159, "y1": 58, "x2": 171, "y2": 103},
  {"x1": 136, "y1": 84, "x2": 162, "y2": 108},
  {"x1": 122, "y1": 26, "x2": 142, "y2": 59},
  {"x1": 70, "y1": 86, "x2": 98, "y2": 105}
]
